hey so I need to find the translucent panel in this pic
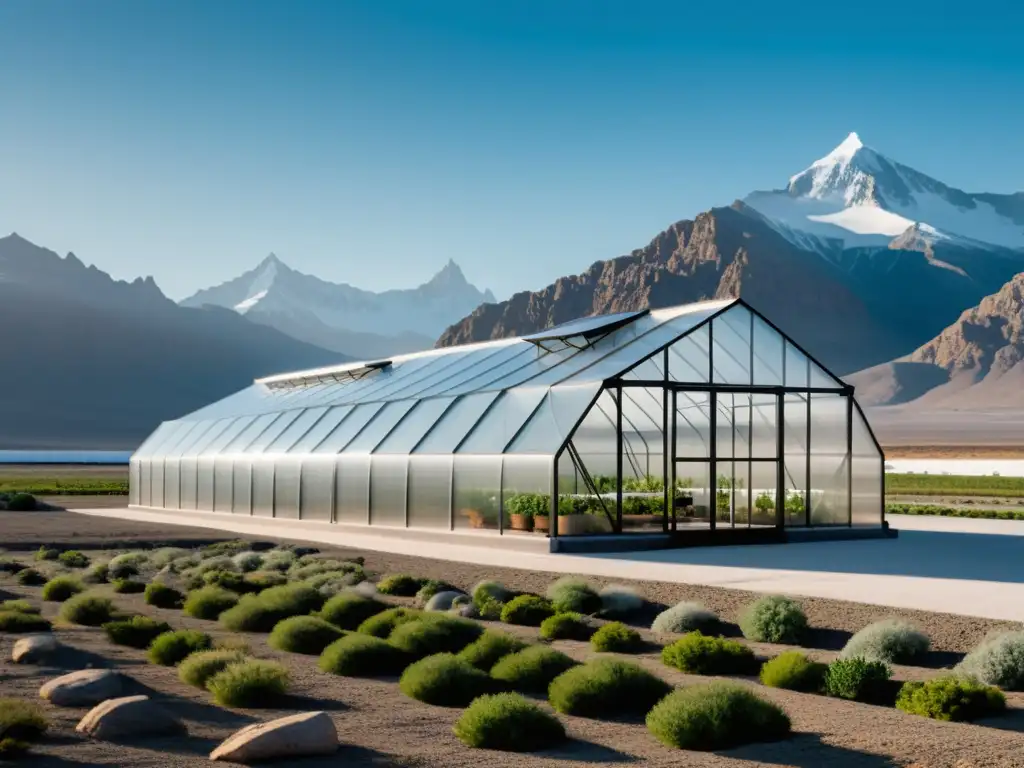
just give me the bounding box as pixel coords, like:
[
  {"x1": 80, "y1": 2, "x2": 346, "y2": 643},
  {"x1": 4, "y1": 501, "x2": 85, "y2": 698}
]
[
  {"x1": 289, "y1": 406, "x2": 353, "y2": 453},
  {"x1": 175, "y1": 420, "x2": 229, "y2": 459},
  {"x1": 782, "y1": 394, "x2": 807, "y2": 527},
  {"x1": 222, "y1": 413, "x2": 280, "y2": 454},
  {"x1": 246, "y1": 411, "x2": 302, "y2": 454},
  {"x1": 198, "y1": 415, "x2": 257, "y2": 456},
  {"x1": 354, "y1": 355, "x2": 454, "y2": 404},
  {"x1": 214, "y1": 458, "x2": 233, "y2": 513},
  {"x1": 375, "y1": 397, "x2": 456, "y2": 454},
  {"x1": 675, "y1": 392, "x2": 711, "y2": 459},
  {"x1": 453, "y1": 455, "x2": 501, "y2": 531},
  {"x1": 139, "y1": 460, "x2": 151, "y2": 506},
  {"x1": 344, "y1": 401, "x2": 417, "y2": 453},
  {"x1": 129, "y1": 459, "x2": 140, "y2": 505},
  {"x1": 274, "y1": 460, "x2": 301, "y2": 519},
  {"x1": 522, "y1": 310, "x2": 646, "y2": 342},
  {"x1": 458, "y1": 387, "x2": 547, "y2": 454},
  {"x1": 785, "y1": 342, "x2": 809, "y2": 389},
  {"x1": 369, "y1": 455, "x2": 407, "y2": 526},
  {"x1": 414, "y1": 392, "x2": 500, "y2": 454},
  {"x1": 674, "y1": 461, "x2": 711, "y2": 527},
  {"x1": 810, "y1": 394, "x2": 850, "y2": 525},
  {"x1": 417, "y1": 345, "x2": 537, "y2": 398},
  {"x1": 264, "y1": 407, "x2": 329, "y2": 454},
  {"x1": 133, "y1": 421, "x2": 181, "y2": 459},
  {"x1": 506, "y1": 384, "x2": 601, "y2": 455},
  {"x1": 397, "y1": 345, "x2": 513, "y2": 401},
  {"x1": 752, "y1": 315, "x2": 784, "y2": 386},
  {"x1": 299, "y1": 457, "x2": 334, "y2": 521},
  {"x1": 715, "y1": 393, "x2": 752, "y2": 460},
  {"x1": 622, "y1": 356, "x2": 665, "y2": 382},
  {"x1": 313, "y1": 403, "x2": 384, "y2": 454},
  {"x1": 252, "y1": 459, "x2": 274, "y2": 518},
  {"x1": 161, "y1": 421, "x2": 208, "y2": 458},
  {"x1": 750, "y1": 462, "x2": 779, "y2": 526},
  {"x1": 668, "y1": 324, "x2": 710, "y2": 383},
  {"x1": 712, "y1": 307, "x2": 752, "y2": 385},
  {"x1": 151, "y1": 460, "x2": 165, "y2": 508},
  {"x1": 750, "y1": 394, "x2": 777, "y2": 459},
  {"x1": 197, "y1": 457, "x2": 215, "y2": 511},
  {"x1": 810, "y1": 360, "x2": 844, "y2": 390},
  {"x1": 164, "y1": 460, "x2": 180, "y2": 508},
  {"x1": 620, "y1": 388, "x2": 665, "y2": 481},
  {"x1": 569, "y1": 391, "x2": 619, "y2": 487},
  {"x1": 502, "y1": 455, "x2": 553, "y2": 533},
  {"x1": 180, "y1": 459, "x2": 197, "y2": 509},
  {"x1": 715, "y1": 460, "x2": 750, "y2": 527},
  {"x1": 336, "y1": 454, "x2": 370, "y2": 524},
  {"x1": 232, "y1": 460, "x2": 251, "y2": 515},
  {"x1": 407, "y1": 456, "x2": 453, "y2": 529},
  {"x1": 852, "y1": 405, "x2": 883, "y2": 527}
]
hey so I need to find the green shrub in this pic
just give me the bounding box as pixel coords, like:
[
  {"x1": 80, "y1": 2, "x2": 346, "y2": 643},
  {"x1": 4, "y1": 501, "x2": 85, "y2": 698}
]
[
  {"x1": 377, "y1": 574, "x2": 423, "y2": 596},
  {"x1": 0, "y1": 600, "x2": 37, "y2": 614},
  {"x1": 304, "y1": 571, "x2": 362, "y2": 598},
  {"x1": 842, "y1": 619, "x2": 930, "y2": 664},
  {"x1": 112, "y1": 579, "x2": 146, "y2": 594},
  {"x1": 220, "y1": 584, "x2": 324, "y2": 633},
  {"x1": 662, "y1": 631, "x2": 758, "y2": 676},
  {"x1": 289, "y1": 558, "x2": 362, "y2": 582},
  {"x1": 202, "y1": 570, "x2": 247, "y2": 593},
  {"x1": 41, "y1": 576, "x2": 83, "y2": 602},
  {"x1": 591, "y1": 621, "x2": 643, "y2": 653},
  {"x1": 357, "y1": 607, "x2": 422, "y2": 639},
  {"x1": 549, "y1": 658, "x2": 672, "y2": 718},
  {"x1": 491, "y1": 646, "x2": 577, "y2": 693},
  {"x1": 389, "y1": 614, "x2": 483, "y2": 658},
  {"x1": 179, "y1": 650, "x2": 247, "y2": 688},
  {"x1": 823, "y1": 657, "x2": 892, "y2": 702},
  {"x1": 473, "y1": 580, "x2": 513, "y2": 606},
  {"x1": 956, "y1": 631, "x2": 1024, "y2": 690},
  {"x1": 200, "y1": 540, "x2": 253, "y2": 558},
  {"x1": 546, "y1": 577, "x2": 602, "y2": 615},
  {"x1": 257, "y1": 550, "x2": 295, "y2": 573},
  {"x1": 102, "y1": 615, "x2": 172, "y2": 648},
  {"x1": 759, "y1": 651, "x2": 827, "y2": 692},
  {"x1": 268, "y1": 615, "x2": 344, "y2": 655},
  {"x1": 148, "y1": 629, "x2": 213, "y2": 666},
  {"x1": 416, "y1": 579, "x2": 456, "y2": 605},
  {"x1": 0, "y1": 698, "x2": 48, "y2": 743},
  {"x1": 319, "y1": 634, "x2": 412, "y2": 677},
  {"x1": 896, "y1": 677, "x2": 1006, "y2": 722},
  {"x1": 7, "y1": 493, "x2": 37, "y2": 512},
  {"x1": 646, "y1": 682, "x2": 791, "y2": 750},
  {"x1": 651, "y1": 601, "x2": 719, "y2": 634},
  {"x1": 206, "y1": 659, "x2": 290, "y2": 707},
  {"x1": 57, "y1": 550, "x2": 89, "y2": 569},
  {"x1": 183, "y1": 586, "x2": 239, "y2": 620},
  {"x1": 144, "y1": 582, "x2": 184, "y2": 609},
  {"x1": 739, "y1": 595, "x2": 808, "y2": 644},
  {"x1": 148, "y1": 547, "x2": 191, "y2": 569},
  {"x1": 453, "y1": 692, "x2": 566, "y2": 751},
  {"x1": 244, "y1": 571, "x2": 288, "y2": 592},
  {"x1": 318, "y1": 592, "x2": 389, "y2": 630},
  {"x1": 34, "y1": 546, "x2": 59, "y2": 562},
  {"x1": 231, "y1": 551, "x2": 263, "y2": 572},
  {"x1": 84, "y1": 563, "x2": 109, "y2": 584},
  {"x1": 598, "y1": 584, "x2": 646, "y2": 618},
  {"x1": 501, "y1": 595, "x2": 555, "y2": 626},
  {"x1": 0, "y1": 610, "x2": 51, "y2": 632},
  {"x1": 16, "y1": 568, "x2": 46, "y2": 587},
  {"x1": 399, "y1": 653, "x2": 495, "y2": 707},
  {"x1": 107, "y1": 552, "x2": 146, "y2": 579},
  {"x1": 59, "y1": 593, "x2": 116, "y2": 626},
  {"x1": 458, "y1": 631, "x2": 529, "y2": 671},
  {"x1": 540, "y1": 612, "x2": 593, "y2": 641}
]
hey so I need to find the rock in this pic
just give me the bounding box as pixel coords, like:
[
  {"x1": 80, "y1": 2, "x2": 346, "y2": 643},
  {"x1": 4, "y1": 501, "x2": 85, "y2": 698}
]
[
  {"x1": 210, "y1": 711, "x2": 338, "y2": 763},
  {"x1": 76, "y1": 695, "x2": 185, "y2": 740},
  {"x1": 424, "y1": 590, "x2": 464, "y2": 612},
  {"x1": 39, "y1": 669, "x2": 124, "y2": 706},
  {"x1": 12, "y1": 634, "x2": 59, "y2": 664}
]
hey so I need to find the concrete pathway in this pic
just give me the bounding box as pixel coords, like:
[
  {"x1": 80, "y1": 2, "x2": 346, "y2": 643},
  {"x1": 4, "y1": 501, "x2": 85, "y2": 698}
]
[{"x1": 72, "y1": 507, "x2": 1024, "y2": 623}]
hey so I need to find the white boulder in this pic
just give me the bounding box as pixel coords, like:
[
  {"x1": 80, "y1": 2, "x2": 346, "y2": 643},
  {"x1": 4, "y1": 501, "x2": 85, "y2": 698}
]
[
  {"x1": 39, "y1": 669, "x2": 124, "y2": 707},
  {"x1": 209, "y1": 711, "x2": 338, "y2": 763},
  {"x1": 76, "y1": 695, "x2": 185, "y2": 740}
]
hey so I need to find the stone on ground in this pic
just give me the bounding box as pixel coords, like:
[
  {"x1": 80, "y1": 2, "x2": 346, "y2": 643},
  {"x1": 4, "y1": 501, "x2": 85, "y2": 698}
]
[
  {"x1": 424, "y1": 590, "x2": 464, "y2": 612},
  {"x1": 210, "y1": 711, "x2": 338, "y2": 763},
  {"x1": 76, "y1": 695, "x2": 185, "y2": 740},
  {"x1": 12, "y1": 634, "x2": 60, "y2": 664},
  {"x1": 39, "y1": 669, "x2": 124, "y2": 707}
]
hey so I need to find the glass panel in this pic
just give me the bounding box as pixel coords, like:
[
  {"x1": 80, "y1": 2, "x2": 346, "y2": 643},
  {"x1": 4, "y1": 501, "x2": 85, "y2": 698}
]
[
  {"x1": 246, "y1": 411, "x2": 302, "y2": 454},
  {"x1": 289, "y1": 406, "x2": 353, "y2": 453},
  {"x1": 620, "y1": 388, "x2": 665, "y2": 494},
  {"x1": 712, "y1": 307, "x2": 752, "y2": 385},
  {"x1": 458, "y1": 387, "x2": 547, "y2": 454},
  {"x1": 810, "y1": 360, "x2": 844, "y2": 390},
  {"x1": 675, "y1": 392, "x2": 711, "y2": 459},
  {"x1": 369, "y1": 455, "x2": 407, "y2": 526},
  {"x1": 506, "y1": 384, "x2": 600, "y2": 455},
  {"x1": 668, "y1": 324, "x2": 710, "y2": 383},
  {"x1": 783, "y1": 393, "x2": 807, "y2": 527},
  {"x1": 375, "y1": 397, "x2": 456, "y2": 454},
  {"x1": 408, "y1": 456, "x2": 453, "y2": 529},
  {"x1": 344, "y1": 401, "x2": 417, "y2": 453},
  {"x1": 502, "y1": 456, "x2": 554, "y2": 534},
  {"x1": 622, "y1": 356, "x2": 664, "y2": 382},
  {"x1": 453, "y1": 455, "x2": 501, "y2": 531},
  {"x1": 313, "y1": 404, "x2": 383, "y2": 454},
  {"x1": 232, "y1": 459, "x2": 251, "y2": 515},
  {"x1": 180, "y1": 459, "x2": 197, "y2": 509},
  {"x1": 414, "y1": 392, "x2": 500, "y2": 454},
  {"x1": 299, "y1": 457, "x2": 334, "y2": 522},
  {"x1": 715, "y1": 393, "x2": 751, "y2": 460},
  {"x1": 336, "y1": 454, "x2": 370, "y2": 524},
  {"x1": 198, "y1": 416, "x2": 257, "y2": 456},
  {"x1": 568, "y1": 391, "x2": 619, "y2": 497},
  {"x1": 415, "y1": 345, "x2": 534, "y2": 399},
  {"x1": 222, "y1": 413, "x2": 280, "y2": 454},
  {"x1": 810, "y1": 394, "x2": 850, "y2": 525},
  {"x1": 852, "y1": 405, "x2": 882, "y2": 527},
  {"x1": 673, "y1": 461, "x2": 711, "y2": 528},
  {"x1": 751, "y1": 462, "x2": 778, "y2": 526},
  {"x1": 750, "y1": 394, "x2": 777, "y2": 459},
  {"x1": 785, "y1": 342, "x2": 809, "y2": 389},
  {"x1": 214, "y1": 458, "x2": 233, "y2": 513},
  {"x1": 197, "y1": 457, "x2": 215, "y2": 511},
  {"x1": 252, "y1": 459, "x2": 274, "y2": 517},
  {"x1": 165, "y1": 460, "x2": 180, "y2": 509},
  {"x1": 714, "y1": 459, "x2": 751, "y2": 528},
  {"x1": 265, "y1": 407, "x2": 329, "y2": 454},
  {"x1": 752, "y1": 315, "x2": 784, "y2": 386},
  {"x1": 274, "y1": 459, "x2": 301, "y2": 519}
]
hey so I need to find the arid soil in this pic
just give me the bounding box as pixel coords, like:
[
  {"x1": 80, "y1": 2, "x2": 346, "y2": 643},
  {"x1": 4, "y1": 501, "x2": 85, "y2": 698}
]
[{"x1": 885, "y1": 446, "x2": 1024, "y2": 460}]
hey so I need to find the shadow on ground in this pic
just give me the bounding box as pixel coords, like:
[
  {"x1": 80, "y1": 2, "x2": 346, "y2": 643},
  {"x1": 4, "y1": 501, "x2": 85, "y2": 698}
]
[{"x1": 728, "y1": 733, "x2": 898, "y2": 767}]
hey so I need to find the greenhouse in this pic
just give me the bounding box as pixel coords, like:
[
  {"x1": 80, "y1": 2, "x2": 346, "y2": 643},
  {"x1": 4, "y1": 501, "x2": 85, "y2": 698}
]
[{"x1": 129, "y1": 298, "x2": 886, "y2": 546}]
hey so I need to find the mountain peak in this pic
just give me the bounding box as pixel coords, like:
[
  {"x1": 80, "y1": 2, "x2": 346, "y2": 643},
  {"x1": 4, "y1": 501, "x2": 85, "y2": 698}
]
[
  {"x1": 825, "y1": 132, "x2": 864, "y2": 161},
  {"x1": 426, "y1": 259, "x2": 468, "y2": 287}
]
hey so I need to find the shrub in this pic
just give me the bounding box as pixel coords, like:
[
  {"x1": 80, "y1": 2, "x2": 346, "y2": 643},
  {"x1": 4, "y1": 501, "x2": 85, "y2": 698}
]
[
  {"x1": 107, "y1": 561, "x2": 140, "y2": 580},
  {"x1": 318, "y1": 592, "x2": 388, "y2": 630},
  {"x1": 41, "y1": 575, "x2": 84, "y2": 602},
  {"x1": 269, "y1": 615, "x2": 344, "y2": 655},
  {"x1": 16, "y1": 568, "x2": 46, "y2": 587},
  {"x1": 319, "y1": 633, "x2": 411, "y2": 677},
  {"x1": 35, "y1": 547, "x2": 59, "y2": 562},
  {"x1": 148, "y1": 547, "x2": 190, "y2": 569},
  {"x1": 59, "y1": 593, "x2": 116, "y2": 626},
  {"x1": 203, "y1": 570, "x2": 247, "y2": 593},
  {"x1": 304, "y1": 571, "x2": 362, "y2": 598},
  {"x1": 454, "y1": 692, "x2": 566, "y2": 751},
  {"x1": 148, "y1": 629, "x2": 213, "y2": 666},
  {"x1": 107, "y1": 551, "x2": 148, "y2": 577},
  {"x1": 540, "y1": 612, "x2": 593, "y2": 641},
  {"x1": 0, "y1": 698, "x2": 48, "y2": 743},
  {"x1": 956, "y1": 631, "x2": 1024, "y2": 690},
  {"x1": 183, "y1": 585, "x2": 239, "y2": 620},
  {"x1": 102, "y1": 615, "x2": 172, "y2": 648},
  {"x1": 646, "y1": 682, "x2": 791, "y2": 750},
  {"x1": 416, "y1": 579, "x2": 456, "y2": 605},
  {"x1": 473, "y1": 580, "x2": 513, "y2": 606},
  {"x1": 220, "y1": 584, "x2": 324, "y2": 633},
  {"x1": 84, "y1": 563, "x2": 109, "y2": 584},
  {"x1": 662, "y1": 632, "x2": 758, "y2": 676},
  {"x1": 399, "y1": 653, "x2": 494, "y2": 707},
  {"x1": 549, "y1": 658, "x2": 672, "y2": 718},
  {"x1": 823, "y1": 657, "x2": 892, "y2": 702},
  {"x1": 389, "y1": 614, "x2": 483, "y2": 658},
  {"x1": 0, "y1": 610, "x2": 51, "y2": 632},
  {"x1": 207, "y1": 659, "x2": 290, "y2": 707},
  {"x1": 458, "y1": 631, "x2": 529, "y2": 671},
  {"x1": 231, "y1": 551, "x2": 263, "y2": 572},
  {"x1": 491, "y1": 646, "x2": 577, "y2": 693},
  {"x1": 144, "y1": 582, "x2": 184, "y2": 609},
  {"x1": 651, "y1": 601, "x2": 719, "y2": 635},
  {"x1": 357, "y1": 607, "x2": 422, "y2": 639},
  {"x1": 0, "y1": 738, "x2": 29, "y2": 758},
  {"x1": 591, "y1": 622, "x2": 643, "y2": 654},
  {"x1": 7, "y1": 493, "x2": 37, "y2": 512},
  {"x1": 896, "y1": 677, "x2": 1006, "y2": 722},
  {"x1": 759, "y1": 651, "x2": 827, "y2": 692},
  {"x1": 842, "y1": 619, "x2": 930, "y2": 664},
  {"x1": 0, "y1": 600, "x2": 37, "y2": 614},
  {"x1": 501, "y1": 595, "x2": 555, "y2": 626},
  {"x1": 175, "y1": 649, "x2": 246, "y2": 688},
  {"x1": 546, "y1": 577, "x2": 602, "y2": 615},
  {"x1": 112, "y1": 579, "x2": 146, "y2": 594},
  {"x1": 259, "y1": 550, "x2": 296, "y2": 572},
  {"x1": 289, "y1": 558, "x2": 362, "y2": 582},
  {"x1": 377, "y1": 573, "x2": 424, "y2": 596},
  {"x1": 201, "y1": 540, "x2": 253, "y2": 558},
  {"x1": 739, "y1": 595, "x2": 808, "y2": 644},
  {"x1": 244, "y1": 571, "x2": 288, "y2": 592},
  {"x1": 57, "y1": 550, "x2": 89, "y2": 569},
  {"x1": 598, "y1": 584, "x2": 645, "y2": 618}
]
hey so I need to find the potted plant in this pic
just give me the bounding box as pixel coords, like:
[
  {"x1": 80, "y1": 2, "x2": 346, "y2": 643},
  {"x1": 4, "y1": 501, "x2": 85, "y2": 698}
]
[
  {"x1": 621, "y1": 495, "x2": 664, "y2": 528},
  {"x1": 505, "y1": 493, "x2": 540, "y2": 532},
  {"x1": 784, "y1": 490, "x2": 805, "y2": 524},
  {"x1": 533, "y1": 511, "x2": 550, "y2": 533},
  {"x1": 754, "y1": 491, "x2": 775, "y2": 524}
]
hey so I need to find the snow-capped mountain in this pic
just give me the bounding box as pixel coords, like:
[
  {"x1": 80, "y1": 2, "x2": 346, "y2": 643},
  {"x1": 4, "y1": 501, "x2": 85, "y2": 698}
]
[
  {"x1": 745, "y1": 132, "x2": 1024, "y2": 252},
  {"x1": 181, "y1": 255, "x2": 496, "y2": 359}
]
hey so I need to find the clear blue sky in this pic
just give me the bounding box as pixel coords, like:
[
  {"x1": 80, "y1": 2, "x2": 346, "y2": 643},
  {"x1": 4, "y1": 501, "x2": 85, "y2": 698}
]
[{"x1": 1, "y1": 0, "x2": 1021, "y2": 301}]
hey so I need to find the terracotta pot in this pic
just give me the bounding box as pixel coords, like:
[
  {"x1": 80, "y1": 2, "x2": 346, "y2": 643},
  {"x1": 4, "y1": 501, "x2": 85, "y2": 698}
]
[
  {"x1": 533, "y1": 515, "x2": 550, "y2": 533},
  {"x1": 461, "y1": 508, "x2": 486, "y2": 529},
  {"x1": 509, "y1": 513, "x2": 533, "y2": 532},
  {"x1": 558, "y1": 514, "x2": 592, "y2": 536}
]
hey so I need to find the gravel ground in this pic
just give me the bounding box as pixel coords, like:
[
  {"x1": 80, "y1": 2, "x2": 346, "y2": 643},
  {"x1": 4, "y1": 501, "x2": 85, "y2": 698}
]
[{"x1": 2, "y1": 510, "x2": 1024, "y2": 767}]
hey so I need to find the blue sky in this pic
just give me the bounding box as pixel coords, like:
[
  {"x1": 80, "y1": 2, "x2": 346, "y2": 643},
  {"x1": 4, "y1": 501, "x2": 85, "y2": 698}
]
[{"x1": 1, "y1": 0, "x2": 1021, "y2": 300}]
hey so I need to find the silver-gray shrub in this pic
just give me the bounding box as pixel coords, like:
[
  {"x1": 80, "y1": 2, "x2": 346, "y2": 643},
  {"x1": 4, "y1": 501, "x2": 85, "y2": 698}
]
[
  {"x1": 599, "y1": 584, "x2": 645, "y2": 617},
  {"x1": 841, "y1": 619, "x2": 930, "y2": 664},
  {"x1": 260, "y1": 549, "x2": 297, "y2": 572},
  {"x1": 651, "y1": 601, "x2": 719, "y2": 634},
  {"x1": 231, "y1": 551, "x2": 264, "y2": 573},
  {"x1": 956, "y1": 630, "x2": 1024, "y2": 690}
]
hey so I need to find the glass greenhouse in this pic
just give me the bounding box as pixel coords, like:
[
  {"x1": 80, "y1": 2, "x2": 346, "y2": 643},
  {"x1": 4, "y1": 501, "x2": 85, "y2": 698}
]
[{"x1": 130, "y1": 298, "x2": 885, "y2": 544}]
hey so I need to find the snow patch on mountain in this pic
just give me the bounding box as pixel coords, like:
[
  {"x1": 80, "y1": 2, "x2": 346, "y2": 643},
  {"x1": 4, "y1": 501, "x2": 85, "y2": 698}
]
[{"x1": 234, "y1": 290, "x2": 267, "y2": 314}]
